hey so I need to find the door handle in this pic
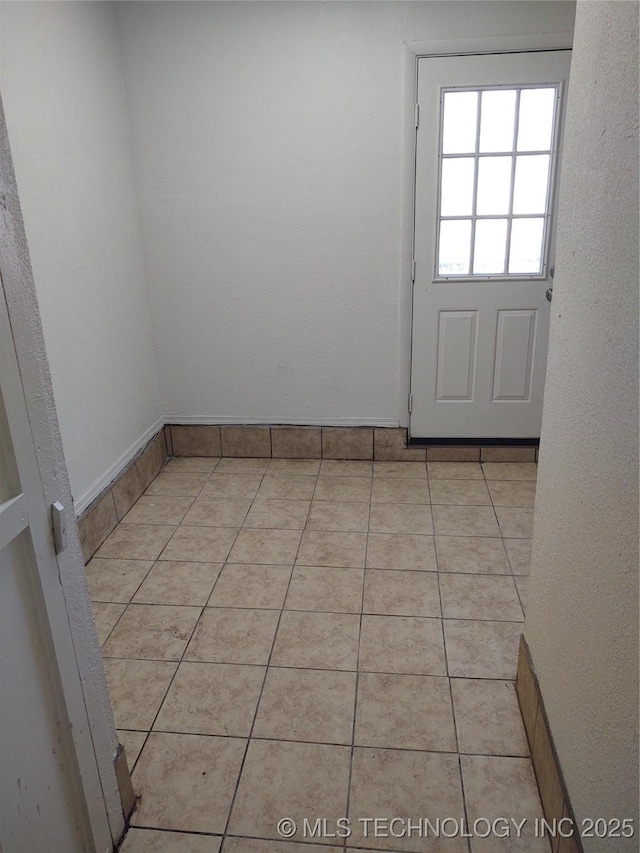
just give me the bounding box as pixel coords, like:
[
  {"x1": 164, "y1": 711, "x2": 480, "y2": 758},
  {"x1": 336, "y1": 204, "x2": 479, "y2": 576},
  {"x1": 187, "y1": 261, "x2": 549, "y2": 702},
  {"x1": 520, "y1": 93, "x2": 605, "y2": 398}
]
[{"x1": 546, "y1": 287, "x2": 553, "y2": 302}]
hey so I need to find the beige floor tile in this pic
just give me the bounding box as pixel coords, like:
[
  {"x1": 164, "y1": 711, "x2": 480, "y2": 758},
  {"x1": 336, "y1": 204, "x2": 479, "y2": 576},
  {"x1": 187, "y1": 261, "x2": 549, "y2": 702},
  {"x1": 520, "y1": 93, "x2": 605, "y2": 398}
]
[
  {"x1": 185, "y1": 607, "x2": 280, "y2": 665},
  {"x1": 481, "y1": 462, "x2": 537, "y2": 481},
  {"x1": 461, "y1": 755, "x2": 548, "y2": 852},
  {"x1": 223, "y1": 840, "x2": 341, "y2": 853},
  {"x1": 515, "y1": 577, "x2": 529, "y2": 613},
  {"x1": 154, "y1": 661, "x2": 265, "y2": 736},
  {"x1": 227, "y1": 739, "x2": 351, "y2": 842},
  {"x1": 171, "y1": 426, "x2": 221, "y2": 458},
  {"x1": 182, "y1": 497, "x2": 252, "y2": 527},
  {"x1": 228, "y1": 528, "x2": 302, "y2": 564},
  {"x1": 91, "y1": 602, "x2": 126, "y2": 644},
  {"x1": 103, "y1": 658, "x2": 177, "y2": 730},
  {"x1": 444, "y1": 619, "x2": 522, "y2": 679},
  {"x1": 359, "y1": 615, "x2": 446, "y2": 675},
  {"x1": 163, "y1": 457, "x2": 219, "y2": 474},
  {"x1": 102, "y1": 604, "x2": 201, "y2": 661},
  {"x1": 271, "y1": 610, "x2": 360, "y2": 670},
  {"x1": 95, "y1": 524, "x2": 176, "y2": 560},
  {"x1": 145, "y1": 472, "x2": 208, "y2": 497},
  {"x1": 480, "y1": 447, "x2": 536, "y2": 463},
  {"x1": 220, "y1": 426, "x2": 271, "y2": 458},
  {"x1": 200, "y1": 473, "x2": 262, "y2": 499},
  {"x1": 371, "y1": 478, "x2": 430, "y2": 504},
  {"x1": 112, "y1": 462, "x2": 145, "y2": 517},
  {"x1": 366, "y1": 533, "x2": 437, "y2": 572},
  {"x1": 207, "y1": 564, "x2": 292, "y2": 609},
  {"x1": 355, "y1": 672, "x2": 456, "y2": 751},
  {"x1": 117, "y1": 730, "x2": 147, "y2": 771},
  {"x1": 268, "y1": 458, "x2": 321, "y2": 475},
  {"x1": 120, "y1": 828, "x2": 221, "y2": 853},
  {"x1": 373, "y1": 461, "x2": 427, "y2": 478},
  {"x1": 256, "y1": 474, "x2": 316, "y2": 501},
  {"x1": 347, "y1": 749, "x2": 466, "y2": 852},
  {"x1": 428, "y1": 461, "x2": 484, "y2": 480},
  {"x1": 284, "y1": 566, "x2": 364, "y2": 613},
  {"x1": 306, "y1": 500, "x2": 370, "y2": 532},
  {"x1": 439, "y1": 574, "x2": 524, "y2": 622},
  {"x1": 243, "y1": 499, "x2": 310, "y2": 529},
  {"x1": 322, "y1": 427, "x2": 373, "y2": 460},
  {"x1": 374, "y1": 429, "x2": 425, "y2": 461},
  {"x1": 320, "y1": 459, "x2": 373, "y2": 477},
  {"x1": 368, "y1": 503, "x2": 433, "y2": 535},
  {"x1": 432, "y1": 505, "x2": 500, "y2": 537},
  {"x1": 435, "y1": 536, "x2": 510, "y2": 574},
  {"x1": 487, "y1": 480, "x2": 536, "y2": 507},
  {"x1": 451, "y1": 679, "x2": 529, "y2": 756},
  {"x1": 297, "y1": 530, "x2": 367, "y2": 568},
  {"x1": 215, "y1": 457, "x2": 270, "y2": 474},
  {"x1": 313, "y1": 476, "x2": 372, "y2": 502},
  {"x1": 161, "y1": 526, "x2": 238, "y2": 562},
  {"x1": 504, "y1": 538, "x2": 532, "y2": 575},
  {"x1": 496, "y1": 507, "x2": 535, "y2": 538},
  {"x1": 271, "y1": 426, "x2": 322, "y2": 459},
  {"x1": 363, "y1": 570, "x2": 440, "y2": 617},
  {"x1": 79, "y1": 493, "x2": 118, "y2": 562},
  {"x1": 253, "y1": 667, "x2": 357, "y2": 744},
  {"x1": 132, "y1": 561, "x2": 222, "y2": 606},
  {"x1": 85, "y1": 558, "x2": 153, "y2": 603},
  {"x1": 430, "y1": 479, "x2": 492, "y2": 506},
  {"x1": 131, "y1": 731, "x2": 245, "y2": 833},
  {"x1": 123, "y1": 495, "x2": 195, "y2": 526}
]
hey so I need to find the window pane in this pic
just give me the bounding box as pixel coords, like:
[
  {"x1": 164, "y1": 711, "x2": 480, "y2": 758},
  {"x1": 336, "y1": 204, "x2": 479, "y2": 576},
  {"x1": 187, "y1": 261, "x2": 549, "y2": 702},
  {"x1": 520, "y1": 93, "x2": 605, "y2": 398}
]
[
  {"x1": 439, "y1": 220, "x2": 471, "y2": 275},
  {"x1": 513, "y1": 154, "x2": 550, "y2": 214},
  {"x1": 517, "y1": 88, "x2": 556, "y2": 151},
  {"x1": 442, "y1": 91, "x2": 478, "y2": 154},
  {"x1": 508, "y1": 218, "x2": 545, "y2": 274},
  {"x1": 476, "y1": 156, "x2": 512, "y2": 215},
  {"x1": 479, "y1": 90, "x2": 517, "y2": 152},
  {"x1": 441, "y1": 158, "x2": 475, "y2": 216},
  {"x1": 473, "y1": 219, "x2": 508, "y2": 274}
]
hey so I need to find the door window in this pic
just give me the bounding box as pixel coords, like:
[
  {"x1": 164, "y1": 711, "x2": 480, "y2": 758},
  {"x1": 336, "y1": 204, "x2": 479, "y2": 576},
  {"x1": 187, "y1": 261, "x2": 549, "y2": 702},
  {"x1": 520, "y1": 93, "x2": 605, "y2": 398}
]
[{"x1": 436, "y1": 85, "x2": 560, "y2": 279}]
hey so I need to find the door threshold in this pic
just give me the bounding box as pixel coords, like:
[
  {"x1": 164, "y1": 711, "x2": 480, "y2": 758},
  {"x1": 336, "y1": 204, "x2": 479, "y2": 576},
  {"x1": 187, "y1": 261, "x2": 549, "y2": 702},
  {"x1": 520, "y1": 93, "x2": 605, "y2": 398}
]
[{"x1": 408, "y1": 437, "x2": 540, "y2": 446}]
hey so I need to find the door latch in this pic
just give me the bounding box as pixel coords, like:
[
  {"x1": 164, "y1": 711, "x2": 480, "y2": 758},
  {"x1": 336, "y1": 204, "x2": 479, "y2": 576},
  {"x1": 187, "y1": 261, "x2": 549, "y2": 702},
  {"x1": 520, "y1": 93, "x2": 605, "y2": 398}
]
[{"x1": 51, "y1": 501, "x2": 67, "y2": 554}]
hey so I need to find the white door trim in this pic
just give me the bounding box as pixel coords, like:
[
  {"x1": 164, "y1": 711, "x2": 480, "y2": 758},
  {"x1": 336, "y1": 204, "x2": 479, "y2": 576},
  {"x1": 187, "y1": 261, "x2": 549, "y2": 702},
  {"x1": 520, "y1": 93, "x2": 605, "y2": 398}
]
[
  {"x1": 0, "y1": 104, "x2": 123, "y2": 852},
  {"x1": 398, "y1": 32, "x2": 574, "y2": 430}
]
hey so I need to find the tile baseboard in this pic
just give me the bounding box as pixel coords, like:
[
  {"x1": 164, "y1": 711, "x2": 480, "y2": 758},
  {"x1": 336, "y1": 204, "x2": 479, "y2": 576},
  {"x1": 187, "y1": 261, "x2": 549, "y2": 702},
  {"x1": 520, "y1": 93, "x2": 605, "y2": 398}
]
[
  {"x1": 516, "y1": 635, "x2": 584, "y2": 853},
  {"x1": 77, "y1": 429, "x2": 168, "y2": 563},
  {"x1": 166, "y1": 424, "x2": 538, "y2": 462}
]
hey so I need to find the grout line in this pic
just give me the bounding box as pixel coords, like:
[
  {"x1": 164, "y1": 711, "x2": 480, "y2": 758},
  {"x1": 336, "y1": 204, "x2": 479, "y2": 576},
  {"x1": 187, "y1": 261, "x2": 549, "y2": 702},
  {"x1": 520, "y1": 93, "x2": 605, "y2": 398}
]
[
  {"x1": 343, "y1": 484, "x2": 372, "y2": 848},
  {"x1": 100, "y1": 654, "x2": 520, "y2": 681},
  {"x1": 219, "y1": 472, "x2": 307, "y2": 839}
]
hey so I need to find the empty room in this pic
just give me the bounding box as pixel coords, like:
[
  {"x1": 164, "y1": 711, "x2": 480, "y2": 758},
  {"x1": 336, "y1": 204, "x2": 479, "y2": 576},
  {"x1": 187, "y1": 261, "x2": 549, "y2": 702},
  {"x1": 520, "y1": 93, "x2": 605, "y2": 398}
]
[{"x1": 0, "y1": 1, "x2": 637, "y2": 852}]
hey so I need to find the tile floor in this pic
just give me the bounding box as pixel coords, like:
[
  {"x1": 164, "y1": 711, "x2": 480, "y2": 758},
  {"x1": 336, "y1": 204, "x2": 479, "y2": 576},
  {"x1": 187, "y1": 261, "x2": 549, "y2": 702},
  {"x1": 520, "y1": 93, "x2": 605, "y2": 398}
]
[{"x1": 89, "y1": 457, "x2": 549, "y2": 853}]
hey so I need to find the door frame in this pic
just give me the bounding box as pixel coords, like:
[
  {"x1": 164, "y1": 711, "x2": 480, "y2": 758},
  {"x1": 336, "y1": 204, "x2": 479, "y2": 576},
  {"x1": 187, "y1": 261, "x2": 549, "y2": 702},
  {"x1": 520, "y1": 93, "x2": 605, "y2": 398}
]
[
  {"x1": 0, "y1": 103, "x2": 125, "y2": 851},
  {"x1": 398, "y1": 32, "x2": 574, "y2": 434}
]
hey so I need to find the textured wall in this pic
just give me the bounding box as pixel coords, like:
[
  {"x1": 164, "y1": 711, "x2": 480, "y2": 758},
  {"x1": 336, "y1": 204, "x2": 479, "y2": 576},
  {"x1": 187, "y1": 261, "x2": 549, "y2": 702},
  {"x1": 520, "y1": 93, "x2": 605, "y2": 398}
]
[
  {"x1": 116, "y1": 0, "x2": 576, "y2": 426},
  {"x1": 525, "y1": 0, "x2": 639, "y2": 842},
  {"x1": 1, "y1": 1, "x2": 162, "y2": 510}
]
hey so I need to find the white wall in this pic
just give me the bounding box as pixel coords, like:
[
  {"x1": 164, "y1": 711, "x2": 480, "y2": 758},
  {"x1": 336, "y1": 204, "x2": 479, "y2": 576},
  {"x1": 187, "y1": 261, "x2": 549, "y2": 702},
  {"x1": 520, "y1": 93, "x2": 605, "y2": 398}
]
[
  {"x1": 1, "y1": 1, "x2": 162, "y2": 510},
  {"x1": 116, "y1": 0, "x2": 576, "y2": 426},
  {"x1": 526, "y1": 0, "x2": 639, "y2": 842}
]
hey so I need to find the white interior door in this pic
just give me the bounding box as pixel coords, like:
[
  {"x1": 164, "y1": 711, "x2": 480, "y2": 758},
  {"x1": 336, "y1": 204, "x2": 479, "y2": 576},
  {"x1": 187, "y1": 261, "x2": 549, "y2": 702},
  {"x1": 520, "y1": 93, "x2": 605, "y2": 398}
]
[
  {"x1": 0, "y1": 279, "x2": 105, "y2": 853},
  {"x1": 410, "y1": 50, "x2": 571, "y2": 439}
]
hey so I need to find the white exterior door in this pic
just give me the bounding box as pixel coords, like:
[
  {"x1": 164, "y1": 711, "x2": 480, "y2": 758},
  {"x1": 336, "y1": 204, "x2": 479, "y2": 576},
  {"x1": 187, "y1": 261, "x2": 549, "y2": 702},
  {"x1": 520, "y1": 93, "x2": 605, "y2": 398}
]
[{"x1": 410, "y1": 50, "x2": 571, "y2": 439}]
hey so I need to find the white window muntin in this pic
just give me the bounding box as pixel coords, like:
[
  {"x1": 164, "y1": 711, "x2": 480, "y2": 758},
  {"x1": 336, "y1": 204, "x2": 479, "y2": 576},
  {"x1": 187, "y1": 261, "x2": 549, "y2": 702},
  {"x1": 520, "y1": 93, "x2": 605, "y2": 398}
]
[{"x1": 434, "y1": 82, "x2": 563, "y2": 281}]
